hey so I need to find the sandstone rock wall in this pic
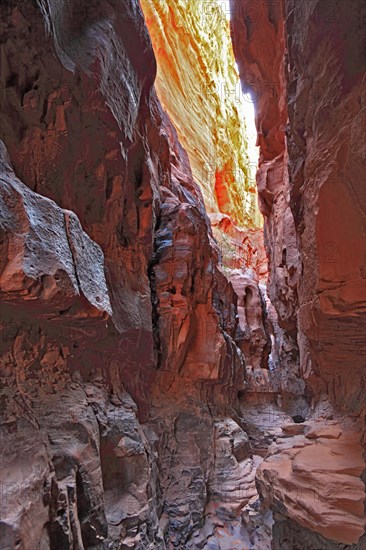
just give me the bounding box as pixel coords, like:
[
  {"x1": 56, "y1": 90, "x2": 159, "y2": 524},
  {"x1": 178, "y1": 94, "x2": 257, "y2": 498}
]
[
  {"x1": 230, "y1": 0, "x2": 366, "y2": 546},
  {"x1": 1, "y1": 0, "x2": 365, "y2": 548},
  {"x1": 140, "y1": 0, "x2": 262, "y2": 229},
  {"x1": 0, "y1": 1, "x2": 249, "y2": 547}
]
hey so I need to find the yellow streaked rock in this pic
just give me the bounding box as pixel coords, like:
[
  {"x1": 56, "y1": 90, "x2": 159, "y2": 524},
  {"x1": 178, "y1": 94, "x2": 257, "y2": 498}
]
[{"x1": 141, "y1": 0, "x2": 262, "y2": 228}]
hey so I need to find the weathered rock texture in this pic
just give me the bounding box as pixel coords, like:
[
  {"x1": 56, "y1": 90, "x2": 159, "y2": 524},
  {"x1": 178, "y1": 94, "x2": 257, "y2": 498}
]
[
  {"x1": 231, "y1": 0, "x2": 366, "y2": 546},
  {"x1": 140, "y1": 0, "x2": 262, "y2": 229},
  {"x1": 0, "y1": 1, "x2": 251, "y2": 548},
  {"x1": 1, "y1": 0, "x2": 365, "y2": 548}
]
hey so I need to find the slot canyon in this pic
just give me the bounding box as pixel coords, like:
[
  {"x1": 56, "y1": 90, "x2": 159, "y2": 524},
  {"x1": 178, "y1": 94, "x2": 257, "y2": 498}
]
[{"x1": 0, "y1": 0, "x2": 365, "y2": 548}]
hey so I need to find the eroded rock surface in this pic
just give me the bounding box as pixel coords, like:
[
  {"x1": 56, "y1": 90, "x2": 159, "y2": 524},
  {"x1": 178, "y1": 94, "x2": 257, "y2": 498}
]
[
  {"x1": 140, "y1": 0, "x2": 261, "y2": 229},
  {"x1": 231, "y1": 0, "x2": 366, "y2": 546},
  {"x1": 0, "y1": 1, "x2": 248, "y2": 548},
  {"x1": 0, "y1": 0, "x2": 365, "y2": 548}
]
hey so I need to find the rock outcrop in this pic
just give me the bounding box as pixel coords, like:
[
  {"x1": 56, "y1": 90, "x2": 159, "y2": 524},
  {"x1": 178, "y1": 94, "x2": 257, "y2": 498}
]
[
  {"x1": 231, "y1": 0, "x2": 366, "y2": 546},
  {"x1": 229, "y1": 269, "x2": 270, "y2": 371}
]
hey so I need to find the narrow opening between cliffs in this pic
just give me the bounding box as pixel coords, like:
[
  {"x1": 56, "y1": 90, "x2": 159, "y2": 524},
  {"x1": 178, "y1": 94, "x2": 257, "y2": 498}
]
[
  {"x1": 140, "y1": 0, "x2": 285, "y2": 385},
  {"x1": 140, "y1": 0, "x2": 266, "y2": 282},
  {"x1": 139, "y1": 3, "x2": 315, "y2": 546},
  {"x1": 1, "y1": 0, "x2": 364, "y2": 548}
]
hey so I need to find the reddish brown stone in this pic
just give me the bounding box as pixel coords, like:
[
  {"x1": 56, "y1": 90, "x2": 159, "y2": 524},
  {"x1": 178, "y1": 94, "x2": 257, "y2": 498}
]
[
  {"x1": 231, "y1": 0, "x2": 366, "y2": 546},
  {"x1": 0, "y1": 0, "x2": 365, "y2": 548}
]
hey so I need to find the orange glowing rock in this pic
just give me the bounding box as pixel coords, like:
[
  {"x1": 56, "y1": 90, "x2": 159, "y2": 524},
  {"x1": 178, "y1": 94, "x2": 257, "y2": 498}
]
[{"x1": 140, "y1": 0, "x2": 262, "y2": 229}]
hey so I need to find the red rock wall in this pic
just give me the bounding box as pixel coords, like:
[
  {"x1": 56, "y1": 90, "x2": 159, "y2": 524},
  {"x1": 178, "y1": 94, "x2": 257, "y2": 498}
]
[
  {"x1": 231, "y1": 0, "x2": 299, "y2": 332},
  {"x1": 230, "y1": 0, "x2": 366, "y2": 546},
  {"x1": 0, "y1": 1, "x2": 248, "y2": 547},
  {"x1": 1, "y1": 0, "x2": 365, "y2": 548}
]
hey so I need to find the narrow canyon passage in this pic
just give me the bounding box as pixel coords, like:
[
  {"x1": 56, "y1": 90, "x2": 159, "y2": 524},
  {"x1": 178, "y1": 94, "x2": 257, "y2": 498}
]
[{"x1": 0, "y1": 1, "x2": 365, "y2": 550}]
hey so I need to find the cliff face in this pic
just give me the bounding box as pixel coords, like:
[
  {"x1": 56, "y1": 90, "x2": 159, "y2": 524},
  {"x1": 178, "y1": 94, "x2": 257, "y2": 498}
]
[
  {"x1": 231, "y1": 0, "x2": 366, "y2": 546},
  {"x1": 0, "y1": 0, "x2": 280, "y2": 546},
  {"x1": 139, "y1": 0, "x2": 261, "y2": 230},
  {"x1": 0, "y1": 0, "x2": 365, "y2": 549},
  {"x1": 0, "y1": 1, "x2": 247, "y2": 547}
]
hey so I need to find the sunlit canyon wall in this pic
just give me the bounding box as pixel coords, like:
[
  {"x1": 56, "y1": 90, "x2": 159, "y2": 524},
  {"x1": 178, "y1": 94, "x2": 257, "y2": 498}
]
[
  {"x1": 140, "y1": 0, "x2": 268, "y2": 281},
  {"x1": 0, "y1": 0, "x2": 365, "y2": 549},
  {"x1": 140, "y1": 0, "x2": 261, "y2": 229}
]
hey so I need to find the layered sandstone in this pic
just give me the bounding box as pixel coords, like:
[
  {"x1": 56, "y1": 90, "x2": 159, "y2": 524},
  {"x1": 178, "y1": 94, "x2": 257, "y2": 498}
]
[
  {"x1": 140, "y1": 0, "x2": 262, "y2": 229},
  {"x1": 231, "y1": 0, "x2": 366, "y2": 546},
  {"x1": 1, "y1": 0, "x2": 365, "y2": 548},
  {"x1": 0, "y1": 0, "x2": 251, "y2": 547}
]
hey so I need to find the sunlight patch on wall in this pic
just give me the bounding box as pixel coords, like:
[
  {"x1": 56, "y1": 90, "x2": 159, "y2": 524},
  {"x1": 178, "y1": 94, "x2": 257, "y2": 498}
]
[{"x1": 141, "y1": 0, "x2": 262, "y2": 229}]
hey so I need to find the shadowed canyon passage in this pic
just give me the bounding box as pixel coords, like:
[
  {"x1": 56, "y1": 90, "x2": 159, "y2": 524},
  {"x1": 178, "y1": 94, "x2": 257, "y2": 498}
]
[{"x1": 0, "y1": 1, "x2": 365, "y2": 549}]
